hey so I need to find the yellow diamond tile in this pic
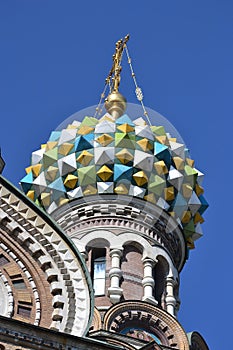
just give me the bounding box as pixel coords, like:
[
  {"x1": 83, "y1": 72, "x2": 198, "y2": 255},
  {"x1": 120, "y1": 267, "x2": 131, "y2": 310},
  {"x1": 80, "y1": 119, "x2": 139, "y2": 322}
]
[
  {"x1": 173, "y1": 156, "x2": 184, "y2": 170},
  {"x1": 25, "y1": 166, "x2": 32, "y2": 174},
  {"x1": 31, "y1": 164, "x2": 42, "y2": 177},
  {"x1": 114, "y1": 183, "x2": 128, "y2": 194},
  {"x1": 133, "y1": 171, "x2": 148, "y2": 186},
  {"x1": 58, "y1": 143, "x2": 73, "y2": 156},
  {"x1": 137, "y1": 138, "x2": 153, "y2": 152},
  {"x1": 41, "y1": 192, "x2": 51, "y2": 207},
  {"x1": 116, "y1": 148, "x2": 134, "y2": 164},
  {"x1": 186, "y1": 158, "x2": 195, "y2": 167},
  {"x1": 97, "y1": 165, "x2": 113, "y2": 181},
  {"x1": 64, "y1": 174, "x2": 78, "y2": 189},
  {"x1": 45, "y1": 166, "x2": 58, "y2": 182},
  {"x1": 46, "y1": 141, "x2": 58, "y2": 151},
  {"x1": 77, "y1": 150, "x2": 94, "y2": 166},
  {"x1": 182, "y1": 183, "x2": 193, "y2": 198},
  {"x1": 83, "y1": 185, "x2": 97, "y2": 196},
  {"x1": 77, "y1": 126, "x2": 94, "y2": 135},
  {"x1": 26, "y1": 190, "x2": 35, "y2": 201},
  {"x1": 164, "y1": 186, "x2": 175, "y2": 201},
  {"x1": 181, "y1": 211, "x2": 192, "y2": 224},
  {"x1": 155, "y1": 135, "x2": 169, "y2": 145},
  {"x1": 194, "y1": 212, "x2": 204, "y2": 224},
  {"x1": 117, "y1": 123, "x2": 134, "y2": 133},
  {"x1": 59, "y1": 198, "x2": 69, "y2": 206},
  {"x1": 154, "y1": 160, "x2": 168, "y2": 175},
  {"x1": 96, "y1": 134, "x2": 114, "y2": 146},
  {"x1": 195, "y1": 184, "x2": 204, "y2": 196},
  {"x1": 144, "y1": 193, "x2": 156, "y2": 204}
]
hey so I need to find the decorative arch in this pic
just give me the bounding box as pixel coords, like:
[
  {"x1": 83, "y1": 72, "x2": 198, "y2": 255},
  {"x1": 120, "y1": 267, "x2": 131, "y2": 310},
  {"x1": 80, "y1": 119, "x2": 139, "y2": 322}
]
[{"x1": 103, "y1": 301, "x2": 190, "y2": 350}]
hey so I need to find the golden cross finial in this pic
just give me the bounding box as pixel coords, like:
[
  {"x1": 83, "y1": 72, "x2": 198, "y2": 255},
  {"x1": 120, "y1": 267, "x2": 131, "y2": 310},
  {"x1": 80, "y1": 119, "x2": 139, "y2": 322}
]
[{"x1": 106, "y1": 34, "x2": 130, "y2": 93}]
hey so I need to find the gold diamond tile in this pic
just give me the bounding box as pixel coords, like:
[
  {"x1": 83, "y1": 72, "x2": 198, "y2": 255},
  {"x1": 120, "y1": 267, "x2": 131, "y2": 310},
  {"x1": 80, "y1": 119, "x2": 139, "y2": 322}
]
[
  {"x1": 117, "y1": 123, "x2": 134, "y2": 133},
  {"x1": 97, "y1": 165, "x2": 113, "y2": 181},
  {"x1": 181, "y1": 211, "x2": 192, "y2": 223},
  {"x1": 58, "y1": 143, "x2": 73, "y2": 156},
  {"x1": 186, "y1": 158, "x2": 195, "y2": 167},
  {"x1": 59, "y1": 198, "x2": 69, "y2": 206},
  {"x1": 194, "y1": 212, "x2": 204, "y2": 224},
  {"x1": 64, "y1": 174, "x2": 78, "y2": 189},
  {"x1": 77, "y1": 126, "x2": 94, "y2": 135},
  {"x1": 115, "y1": 148, "x2": 133, "y2": 164},
  {"x1": 164, "y1": 186, "x2": 175, "y2": 201},
  {"x1": 182, "y1": 183, "x2": 193, "y2": 198},
  {"x1": 137, "y1": 138, "x2": 153, "y2": 152},
  {"x1": 26, "y1": 190, "x2": 35, "y2": 200},
  {"x1": 114, "y1": 183, "x2": 128, "y2": 194},
  {"x1": 195, "y1": 184, "x2": 204, "y2": 196},
  {"x1": 46, "y1": 141, "x2": 58, "y2": 151},
  {"x1": 77, "y1": 150, "x2": 94, "y2": 166},
  {"x1": 96, "y1": 134, "x2": 114, "y2": 146},
  {"x1": 173, "y1": 156, "x2": 184, "y2": 170},
  {"x1": 41, "y1": 192, "x2": 51, "y2": 207},
  {"x1": 154, "y1": 160, "x2": 168, "y2": 175},
  {"x1": 45, "y1": 166, "x2": 58, "y2": 182},
  {"x1": 83, "y1": 185, "x2": 98, "y2": 196},
  {"x1": 155, "y1": 135, "x2": 169, "y2": 145},
  {"x1": 133, "y1": 171, "x2": 148, "y2": 186},
  {"x1": 144, "y1": 193, "x2": 156, "y2": 204}
]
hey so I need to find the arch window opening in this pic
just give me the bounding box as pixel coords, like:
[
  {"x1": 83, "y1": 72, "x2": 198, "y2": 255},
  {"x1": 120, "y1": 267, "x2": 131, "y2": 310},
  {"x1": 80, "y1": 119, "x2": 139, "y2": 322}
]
[
  {"x1": 91, "y1": 248, "x2": 106, "y2": 296},
  {"x1": 153, "y1": 257, "x2": 168, "y2": 308}
]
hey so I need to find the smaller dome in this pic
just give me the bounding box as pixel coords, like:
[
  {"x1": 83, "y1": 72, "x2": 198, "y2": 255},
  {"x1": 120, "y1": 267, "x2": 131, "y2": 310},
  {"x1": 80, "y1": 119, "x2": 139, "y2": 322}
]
[{"x1": 21, "y1": 109, "x2": 208, "y2": 250}]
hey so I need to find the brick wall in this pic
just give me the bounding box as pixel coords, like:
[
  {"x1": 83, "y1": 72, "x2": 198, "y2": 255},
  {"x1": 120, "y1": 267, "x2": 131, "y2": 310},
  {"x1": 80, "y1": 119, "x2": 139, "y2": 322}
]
[{"x1": 121, "y1": 245, "x2": 143, "y2": 300}]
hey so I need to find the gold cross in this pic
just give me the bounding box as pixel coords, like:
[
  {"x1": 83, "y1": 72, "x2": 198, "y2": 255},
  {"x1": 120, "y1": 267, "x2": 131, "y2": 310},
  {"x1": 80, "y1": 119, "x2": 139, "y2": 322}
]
[{"x1": 106, "y1": 34, "x2": 130, "y2": 93}]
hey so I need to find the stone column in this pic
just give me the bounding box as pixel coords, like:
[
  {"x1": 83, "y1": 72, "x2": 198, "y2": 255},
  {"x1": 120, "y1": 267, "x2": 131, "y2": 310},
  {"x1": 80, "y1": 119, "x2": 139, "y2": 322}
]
[
  {"x1": 108, "y1": 248, "x2": 123, "y2": 304},
  {"x1": 142, "y1": 258, "x2": 157, "y2": 305},
  {"x1": 165, "y1": 277, "x2": 176, "y2": 317}
]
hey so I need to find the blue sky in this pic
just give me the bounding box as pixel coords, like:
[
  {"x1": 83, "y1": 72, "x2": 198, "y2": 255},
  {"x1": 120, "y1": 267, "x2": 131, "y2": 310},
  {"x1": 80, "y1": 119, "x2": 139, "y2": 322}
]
[{"x1": 0, "y1": 1, "x2": 232, "y2": 349}]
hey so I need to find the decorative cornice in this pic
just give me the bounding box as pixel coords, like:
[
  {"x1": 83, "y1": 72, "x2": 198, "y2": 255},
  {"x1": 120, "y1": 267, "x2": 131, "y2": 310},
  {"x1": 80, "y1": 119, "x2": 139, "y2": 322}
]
[{"x1": 52, "y1": 197, "x2": 186, "y2": 271}]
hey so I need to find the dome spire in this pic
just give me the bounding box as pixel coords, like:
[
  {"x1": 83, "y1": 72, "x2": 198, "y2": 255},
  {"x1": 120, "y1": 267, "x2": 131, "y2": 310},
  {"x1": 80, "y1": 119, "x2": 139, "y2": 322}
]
[{"x1": 104, "y1": 35, "x2": 129, "y2": 119}]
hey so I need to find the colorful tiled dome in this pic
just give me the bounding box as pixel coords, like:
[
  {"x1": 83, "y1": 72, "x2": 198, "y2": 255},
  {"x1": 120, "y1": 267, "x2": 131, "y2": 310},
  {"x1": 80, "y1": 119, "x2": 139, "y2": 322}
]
[{"x1": 20, "y1": 110, "x2": 208, "y2": 249}]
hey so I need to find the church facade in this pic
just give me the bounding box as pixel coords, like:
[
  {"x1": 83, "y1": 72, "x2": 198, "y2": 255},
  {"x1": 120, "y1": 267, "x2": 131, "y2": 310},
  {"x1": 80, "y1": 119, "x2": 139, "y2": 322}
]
[{"x1": 0, "y1": 37, "x2": 209, "y2": 350}]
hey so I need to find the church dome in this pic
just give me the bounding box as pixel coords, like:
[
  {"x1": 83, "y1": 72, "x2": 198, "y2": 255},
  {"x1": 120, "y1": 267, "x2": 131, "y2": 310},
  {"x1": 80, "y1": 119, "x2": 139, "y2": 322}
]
[{"x1": 20, "y1": 104, "x2": 208, "y2": 250}]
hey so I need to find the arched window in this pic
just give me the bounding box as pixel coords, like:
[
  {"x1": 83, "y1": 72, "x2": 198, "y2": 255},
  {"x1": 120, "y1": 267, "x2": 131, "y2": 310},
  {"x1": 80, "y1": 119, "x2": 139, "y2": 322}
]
[{"x1": 91, "y1": 248, "x2": 106, "y2": 296}]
